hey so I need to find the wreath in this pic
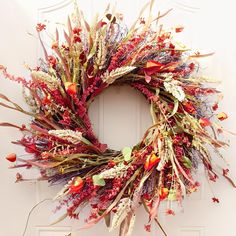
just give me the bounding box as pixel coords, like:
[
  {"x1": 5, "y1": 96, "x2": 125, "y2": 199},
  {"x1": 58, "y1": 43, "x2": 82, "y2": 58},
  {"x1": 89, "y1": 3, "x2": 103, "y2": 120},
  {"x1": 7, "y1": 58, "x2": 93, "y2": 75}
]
[{"x1": 0, "y1": 2, "x2": 235, "y2": 236}]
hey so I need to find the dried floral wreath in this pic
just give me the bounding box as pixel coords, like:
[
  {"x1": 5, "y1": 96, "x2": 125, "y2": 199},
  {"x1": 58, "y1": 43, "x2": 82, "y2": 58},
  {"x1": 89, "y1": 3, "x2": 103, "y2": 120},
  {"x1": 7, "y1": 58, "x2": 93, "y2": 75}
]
[{"x1": 0, "y1": 2, "x2": 235, "y2": 236}]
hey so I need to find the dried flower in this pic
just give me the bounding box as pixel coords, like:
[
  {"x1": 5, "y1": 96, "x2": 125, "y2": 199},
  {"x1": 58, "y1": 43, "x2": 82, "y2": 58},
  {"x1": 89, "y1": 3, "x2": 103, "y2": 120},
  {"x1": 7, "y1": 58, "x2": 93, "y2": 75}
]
[
  {"x1": 166, "y1": 209, "x2": 175, "y2": 215},
  {"x1": 212, "y1": 197, "x2": 220, "y2": 203},
  {"x1": 144, "y1": 224, "x2": 151, "y2": 232},
  {"x1": 36, "y1": 23, "x2": 46, "y2": 32},
  {"x1": 212, "y1": 103, "x2": 219, "y2": 111}
]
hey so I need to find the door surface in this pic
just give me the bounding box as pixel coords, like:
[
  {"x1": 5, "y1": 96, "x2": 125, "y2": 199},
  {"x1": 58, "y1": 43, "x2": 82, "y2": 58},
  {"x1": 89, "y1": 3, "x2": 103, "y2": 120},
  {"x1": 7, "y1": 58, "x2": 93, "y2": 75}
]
[{"x1": 1, "y1": 1, "x2": 236, "y2": 236}]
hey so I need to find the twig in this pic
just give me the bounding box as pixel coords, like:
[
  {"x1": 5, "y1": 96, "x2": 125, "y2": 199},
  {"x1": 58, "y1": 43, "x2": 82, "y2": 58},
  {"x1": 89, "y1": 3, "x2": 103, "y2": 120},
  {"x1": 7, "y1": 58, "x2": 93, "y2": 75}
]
[{"x1": 22, "y1": 198, "x2": 52, "y2": 236}]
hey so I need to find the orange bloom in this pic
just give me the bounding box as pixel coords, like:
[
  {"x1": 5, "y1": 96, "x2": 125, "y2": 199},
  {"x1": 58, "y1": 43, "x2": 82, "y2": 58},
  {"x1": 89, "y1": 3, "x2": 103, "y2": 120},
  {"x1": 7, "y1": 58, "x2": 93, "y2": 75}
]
[
  {"x1": 159, "y1": 187, "x2": 169, "y2": 200},
  {"x1": 65, "y1": 82, "x2": 77, "y2": 95},
  {"x1": 69, "y1": 177, "x2": 84, "y2": 194},
  {"x1": 144, "y1": 153, "x2": 160, "y2": 171},
  {"x1": 217, "y1": 112, "x2": 228, "y2": 121}
]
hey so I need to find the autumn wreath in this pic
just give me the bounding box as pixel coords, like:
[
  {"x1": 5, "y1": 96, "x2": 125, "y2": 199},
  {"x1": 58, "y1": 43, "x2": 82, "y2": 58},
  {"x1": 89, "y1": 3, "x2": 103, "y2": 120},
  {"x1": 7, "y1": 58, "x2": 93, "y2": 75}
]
[{"x1": 0, "y1": 2, "x2": 235, "y2": 236}]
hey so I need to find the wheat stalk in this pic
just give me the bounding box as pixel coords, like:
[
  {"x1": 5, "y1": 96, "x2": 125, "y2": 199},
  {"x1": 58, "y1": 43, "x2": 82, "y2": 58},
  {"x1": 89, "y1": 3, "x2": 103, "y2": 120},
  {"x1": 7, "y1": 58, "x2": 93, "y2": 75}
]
[{"x1": 102, "y1": 66, "x2": 136, "y2": 84}]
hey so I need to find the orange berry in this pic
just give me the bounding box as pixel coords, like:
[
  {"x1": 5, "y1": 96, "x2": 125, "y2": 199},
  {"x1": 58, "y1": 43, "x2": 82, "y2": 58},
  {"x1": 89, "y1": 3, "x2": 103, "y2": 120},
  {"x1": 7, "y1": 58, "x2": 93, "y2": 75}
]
[
  {"x1": 175, "y1": 26, "x2": 184, "y2": 33},
  {"x1": 6, "y1": 153, "x2": 16, "y2": 162}
]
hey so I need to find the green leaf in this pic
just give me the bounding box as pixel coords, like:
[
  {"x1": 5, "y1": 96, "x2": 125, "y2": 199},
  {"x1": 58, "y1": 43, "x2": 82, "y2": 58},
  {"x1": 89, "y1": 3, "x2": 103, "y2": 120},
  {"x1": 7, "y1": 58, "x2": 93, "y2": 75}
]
[
  {"x1": 98, "y1": 209, "x2": 111, "y2": 227},
  {"x1": 104, "y1": 212, "x2": 111, "y2": 227},
  {"x1": 92, "y1": 175, "x2": 105, "y2": 186},
  {"x1": 122, "y1": 147, "x2": 132, "y2": 162},
  {"x1": 167, "y1": 189, "x2": 176, "y2": 201},
  {"x1": 182, "y1": 156, "x2": 192, "y2": 169},
  {"x1": 132, "y1": 143, "x2": 141, "y2": 151}
]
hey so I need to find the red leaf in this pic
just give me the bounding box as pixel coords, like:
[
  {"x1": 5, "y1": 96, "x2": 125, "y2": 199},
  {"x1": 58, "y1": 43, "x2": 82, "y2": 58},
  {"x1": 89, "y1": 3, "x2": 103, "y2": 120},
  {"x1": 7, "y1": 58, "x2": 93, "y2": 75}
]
[
  {"x1": 146, "y1": 60, "x2": 163, "y2": 68},
  {"x1": 143, "y1": 60, "x2": 165, "y2": 75}
]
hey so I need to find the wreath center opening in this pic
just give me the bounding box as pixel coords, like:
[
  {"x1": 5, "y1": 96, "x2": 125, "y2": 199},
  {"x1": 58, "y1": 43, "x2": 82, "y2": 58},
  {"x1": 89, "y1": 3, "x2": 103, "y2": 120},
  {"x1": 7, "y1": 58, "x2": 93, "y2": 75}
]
[{"x1": 88, "y1": 85, "x2": 152, "y2": 150}]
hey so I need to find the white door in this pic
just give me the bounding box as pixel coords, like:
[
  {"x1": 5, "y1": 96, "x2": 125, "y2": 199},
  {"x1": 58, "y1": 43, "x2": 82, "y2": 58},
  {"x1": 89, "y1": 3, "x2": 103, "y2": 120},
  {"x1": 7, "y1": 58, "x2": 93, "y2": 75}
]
[{"x1": 1, "y1": 1, "x2": 236, "y2": 236}]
